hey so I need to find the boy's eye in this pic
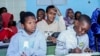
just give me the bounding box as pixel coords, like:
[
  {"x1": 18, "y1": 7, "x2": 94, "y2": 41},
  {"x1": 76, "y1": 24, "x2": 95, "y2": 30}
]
[{"x1": 29, "y1": 22, "x2": 32, "y2": 24}]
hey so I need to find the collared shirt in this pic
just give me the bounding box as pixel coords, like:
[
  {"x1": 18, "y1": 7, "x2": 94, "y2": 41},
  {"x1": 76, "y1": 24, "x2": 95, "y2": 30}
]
[
  {"x1": 55, "y1": 25, "x2": 89, "y2": 55},
  {"x1": 7, "y1": 29, "x2": 47, "y2": 56}
]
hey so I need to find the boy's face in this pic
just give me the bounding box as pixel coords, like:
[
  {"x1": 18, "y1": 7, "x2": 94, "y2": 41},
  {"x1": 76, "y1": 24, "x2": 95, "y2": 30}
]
[
  {"x1": 47, "y1": 8, "x2": 57, "y2": 22},
  {"x1": 75, "y1": 20, "x2": 90, "y2": 36},
  {"x1": 76, "y1": 13, "x2": 81, "y2": 19},
  {"x1": 22, "y1": 16, "x2": 36, "y2": 34},
  {"x1": 37, "y1": 11, "x2": 45, "y2": 21}
]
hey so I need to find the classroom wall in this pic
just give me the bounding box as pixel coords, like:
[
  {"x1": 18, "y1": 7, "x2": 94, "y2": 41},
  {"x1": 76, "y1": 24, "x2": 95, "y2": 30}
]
[{"x1": 26, "y1": 0, "x2": 100, "y2": 17}]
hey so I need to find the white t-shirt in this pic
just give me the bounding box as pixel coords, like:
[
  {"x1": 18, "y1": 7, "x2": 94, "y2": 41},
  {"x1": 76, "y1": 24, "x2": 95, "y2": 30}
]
[
  {"x1": 37, "y1": 16, "x2": 66, "y2": 39},
  {"x1": 55, "y1": 25, "x2": 89, "y2": 56}
]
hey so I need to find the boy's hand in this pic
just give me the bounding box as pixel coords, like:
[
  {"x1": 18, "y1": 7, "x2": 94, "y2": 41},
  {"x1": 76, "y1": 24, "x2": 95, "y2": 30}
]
[
  {"x1": 84, "y1": 48, "x2": 93, "y2": 53},
  {"x1": 21, "y1": 52, "x2": 27, "y2": 56},
  {"x1": 72, "y1": 47, "x2": 82, "y2": 53},
  {"x1": 47, "y1": 36, "x2": 56, "y2": 43},
  {"x1": 55, "y1": 7, "x2": 62, "y2": 16}
]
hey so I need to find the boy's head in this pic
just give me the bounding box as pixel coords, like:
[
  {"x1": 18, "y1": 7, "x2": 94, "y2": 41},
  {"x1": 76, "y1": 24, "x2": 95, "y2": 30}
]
[
  {"x1": 74, "y1": 14, "x2": 91, "y2": 36},
  {"x1": 46, "y1": 5, "x2": 57, "y2": 23},
  {"x1": 37, "y1": 8, "x2": 45, "y2": 21},
  {"x1": 20, "y1": 12, "x2": 36, "y2": 34},
  {"x1": 75, "y1": 11, "x2": 81, "y2": 20},
  {"x1": 0, "y1": 7, "x2": 7, "y2": 14},
  {"x1": 0, "y1": 16, "x2": 3, "y2": 29}
]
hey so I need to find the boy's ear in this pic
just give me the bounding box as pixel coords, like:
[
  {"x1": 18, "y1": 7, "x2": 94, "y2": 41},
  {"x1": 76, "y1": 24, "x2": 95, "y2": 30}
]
[{"x1": 21, "y1": 24, "x2": 24, "y2": 29}]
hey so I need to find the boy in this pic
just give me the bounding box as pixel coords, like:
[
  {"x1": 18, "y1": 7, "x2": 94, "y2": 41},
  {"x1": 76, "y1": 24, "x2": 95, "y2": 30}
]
[
  {"x1": 37, "y1": 5, "x2": 66, "y2": 40},
  {"x1": 7, "y1": 12, "x2": 46, "y2": 56},
  {"x1": 56, "y1": 14, "x2": 91, "y2": 56},
  {"x1": 36, "y1": 8, "x2": 45, "y2": 23},
  {"x1": 75, "y1": 11, "x2": 82, "y2": 20}
]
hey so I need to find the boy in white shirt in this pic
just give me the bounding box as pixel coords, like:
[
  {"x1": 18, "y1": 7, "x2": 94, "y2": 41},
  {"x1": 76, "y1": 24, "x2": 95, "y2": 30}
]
[
  {"x1": 37, "y1": 5, "x2": 66, "y2": 39},
  {"x1": 56, "y1": 14, "x2": 92, "y2": 56}
]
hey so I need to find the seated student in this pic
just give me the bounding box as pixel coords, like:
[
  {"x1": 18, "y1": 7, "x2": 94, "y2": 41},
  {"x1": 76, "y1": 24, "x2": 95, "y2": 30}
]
[
  {"x1": 8, "y1": 15, "x2": 18, "y2": 35},
  {"x1": 91, "y1": 13, "x2": 100, "y2": 52},
  {"x1": 0, "y1": 16, "x2": 13, "y2": 43},
  {"x1": 56, "y1": 14, "x2": 92, "y2": 56},
  {"x1": 36, "y1": 8, "x2": 45, "y2": 23},
  {"x1": 64, "y1": 8, "x2": 75, "y2": 28},
  {"x1": 7, "y1": 12, "x2": 46, "y2": 56},
  {"x1": 75, "y1": 11, "x2": 82, "y2": 20},
  {"x1": 37, "y1": 5, "x2": 66, "y2": 40}
]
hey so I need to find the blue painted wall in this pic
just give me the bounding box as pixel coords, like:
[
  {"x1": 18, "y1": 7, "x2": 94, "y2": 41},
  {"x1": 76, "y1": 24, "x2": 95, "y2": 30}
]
[{"x1": 26, "y1": 0, "x2": 99, "y2": 17}]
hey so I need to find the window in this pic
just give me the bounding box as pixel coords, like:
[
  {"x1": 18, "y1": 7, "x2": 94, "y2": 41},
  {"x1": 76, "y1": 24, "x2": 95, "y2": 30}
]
[
  {"x1": 0, "y1": 0, "x2": 26, "y2": 22},
  {"x1": 37, "y1": 0, "x2": 66, "y2": 5}
]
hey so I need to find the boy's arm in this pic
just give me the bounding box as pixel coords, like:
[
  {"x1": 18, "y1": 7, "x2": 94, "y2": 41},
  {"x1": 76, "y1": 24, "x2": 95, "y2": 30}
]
[
  {"x1": 55, "y1": 32, "x2": 68, "y2": 55},
  {"x1": 83, "y1": 34, "x2": 90, "y2": 52},
  {"x1": 56, "y1": 7, "x2": 66, "y2": 31},
  {"x1": 7, "y1": 35, "x2": 20, "y2": 56}
]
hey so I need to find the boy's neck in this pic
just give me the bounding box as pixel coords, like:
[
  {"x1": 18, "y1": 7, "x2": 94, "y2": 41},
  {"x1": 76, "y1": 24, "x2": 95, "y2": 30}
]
[
  {"x1": 46, "y1": 19, "x2": 53, "y2": 25},
  {"x1": 25, "y1": 30, "x2": 35, "y2": 35}
]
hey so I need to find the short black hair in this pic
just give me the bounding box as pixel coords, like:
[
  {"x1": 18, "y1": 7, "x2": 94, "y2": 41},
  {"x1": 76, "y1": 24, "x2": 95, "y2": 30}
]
[
  {"x1": 37, "y1": 8, "x2": 45, "y2": 14},
  {"x1": 37, "y1": 8, "x2": 45, "y2": 17},
  {"x1": 78, "y1": 14, "x2": 91, "y2": 25},
  {"x1": 20, "y1": 12, "x2": 35, "y2": 24},
  {"x1": 75, "y1": 11, "x2": 82, "y2": 20},
  {"x1": 46, "y1": 5, "x2": 56, "y2": 13},
  {"x1": 75, "y1": 11, "x2": 81, "y2": 14},
  {"x1": 0, "y1": 7, "x2": 7, "y2": 14}
]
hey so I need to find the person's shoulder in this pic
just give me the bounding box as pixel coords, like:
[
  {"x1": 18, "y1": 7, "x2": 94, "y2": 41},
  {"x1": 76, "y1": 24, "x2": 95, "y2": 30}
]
[
  {"x1": 10, "y1": 32, "x2": 20, "y2": 41},
  {"x1": 67, "y1": 25, "x2": 74, "y2": 29},
  {"x1": 35, "y1": 29, "x2": 46, "y2": 39},
  {"x1": 80, "y1": 34, "x2": 89, "y2": 39},
  {"x1": 11, "y1": 29, "x2": 23, "y2": 38},
  {"x1": 59, "y1": 26, "x2": 74, "y2": 37},
  {"x1": 36, "y1": 29, "x2": 45, "y2": 36},
  {"x1": 37, "y1": 20, "x2": 46, "y2": 24},
  {"x1": 59, "y1": 30, "x2": 68, "y2": 36},
  {"x1": 83, "y1": 34, "x2": 88, "y2": 38},
  {"x1": 52, "y1": 20, "x2": 59, "y2": 25}
]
